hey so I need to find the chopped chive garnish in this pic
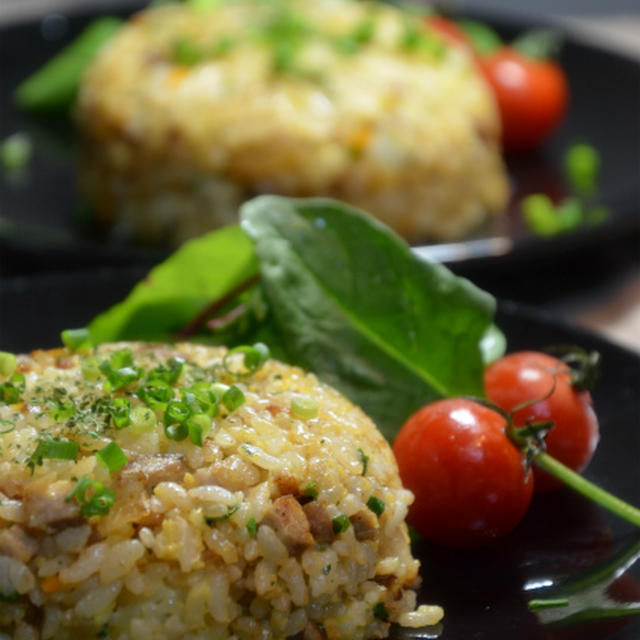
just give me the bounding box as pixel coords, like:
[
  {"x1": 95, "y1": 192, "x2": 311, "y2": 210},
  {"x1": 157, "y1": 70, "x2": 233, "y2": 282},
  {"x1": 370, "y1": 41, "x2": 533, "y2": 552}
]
[
  {"x1": 0, "y1": 419, "x2": 15, "y2": 435},
  {"x1": 0, "y1": 352, "x2": 17, "y2": 377},
  {"x1": 163, "y1": 400, "x2": 191, "y2": 441},
  {"x1": 66, "y1": 474, "x2": 115, "y2": 517},
  {"x1": 60, "y1": 327, "x2": 92, "y2": 352},
  {"x1": 373, "y1": 602, "x2": 389, "y2": 621},
  {"x1": 137, "y1": 380, "x2": 173, "y2": 409},
  {"x1": 0, "y1": 132, "x2": 32, "y2": 171},
  {"x1": 28, "y1": 436, "x2": 79, "y2": 471},
  {"x1": 81, "y1": 356, "x2": 101, "y2": 381},
  {"x1": 246, "y1": 516, "x2": 258, "y2": 538},
  {"x1": 332, "y1": 514, "x2": 351, "y2": 535},
  {"x1": 130, "y1": 406, "x2": 157, "y2": 434},
  {"x1": 205, "y1": 504, "x2": 240, "y2": 524},
  {"x1": 564, "y1": 143, "x2": 600, "y2": 195},
  {"x1": 173, "y1": 37, "x2": 204, "y2": 66},
  {"x1": 222, "y1": 385, "x2": 245, "y2": 412},
  {"x1": 96, "y1": 441, "x2": 128, "y2": 473},
  {"x1": 49, "y1": 400, "x2": 76, "y2": 421},
  {"x1": 304, "y1": 482, "x2": 319, "y2": 499},
  {"x1": 182, "y1": 387, "x2": 219, "y2": 418},
  {"x1": 147, "y1": 357, "x2": 184, "y2": 385},
  {"x1": 290, "y1": 396, "x2": 318, "y2": 420},
  {"x1": 109, "y1": 397, "x2": 131, "y2": 429},
  {"x1": 223, "y1": 343, "x2": 270, "y2": 377},
  {"x1": 186, "y1": 413, "x2": 211, "y2": 446},
  {"x1": 99, "y1": 359, "x2": 143, "y2": 391},
  {"x1": 528, "y1": 598, "x2": 570, "y2": 611},
  {"x1": 358, "y1": 448, "x2": 369, "y2": 476},
  {"x1": 0, "y1": 373, "x2": 25, "y2": 405},
  {"x1": 367, "y1": 496, "x2": 385, "y2": 517}
]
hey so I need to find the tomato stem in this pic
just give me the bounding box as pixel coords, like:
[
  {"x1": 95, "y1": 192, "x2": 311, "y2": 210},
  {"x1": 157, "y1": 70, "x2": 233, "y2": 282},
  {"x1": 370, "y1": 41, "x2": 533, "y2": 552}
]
[{"x1": 534, "y1": 452, "x2": 640, "y2": 527}]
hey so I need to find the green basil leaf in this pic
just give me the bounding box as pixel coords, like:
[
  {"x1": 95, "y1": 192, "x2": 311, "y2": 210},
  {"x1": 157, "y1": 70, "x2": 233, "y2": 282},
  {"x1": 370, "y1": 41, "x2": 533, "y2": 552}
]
[
  {"x1": 240, "y1": 196, "x2": 499, "y2": 440},
  {"x1": 89, "y1": 225, "x2": 258, "y2": 343}
]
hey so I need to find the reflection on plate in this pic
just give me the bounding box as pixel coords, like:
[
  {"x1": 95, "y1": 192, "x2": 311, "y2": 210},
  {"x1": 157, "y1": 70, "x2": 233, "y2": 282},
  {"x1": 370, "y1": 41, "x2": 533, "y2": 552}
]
[
  {"x1": 1, "y1": 268, "x2": 639, "y2": 639},
  {"x1": 0, "y1": 3, "x2": 639, "y2": 274}
]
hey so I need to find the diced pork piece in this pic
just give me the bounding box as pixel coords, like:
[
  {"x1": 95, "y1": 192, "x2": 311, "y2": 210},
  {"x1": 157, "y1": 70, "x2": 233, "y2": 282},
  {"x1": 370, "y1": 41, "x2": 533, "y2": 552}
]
[
  {"x1": 273, "y1": 472, "x2": 300, "y2": 498},
  {"x1": 303, "y1": 501, "x2": 335, "y2": 545},
  {"x1": 119, "y1": 454, "x2": 186, "y2": 490},
  {"x1": 262, "y1": 495, "x2": 313, "y2": 555},
  {"x1": 23, "y1": 479, "x2": 81, "y2": 531},
  {"x1": 349, "y1": 509, "x2": 379, "y2": 542}
]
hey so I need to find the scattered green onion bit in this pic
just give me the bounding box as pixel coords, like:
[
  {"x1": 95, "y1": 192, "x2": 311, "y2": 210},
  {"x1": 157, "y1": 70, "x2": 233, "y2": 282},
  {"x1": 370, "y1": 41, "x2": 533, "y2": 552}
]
[
  {"x1": 223, "y1": 343, "x2": 270, "y2": 377},
  {"x1": 28, "y1": 436, "x2": 79, "y2": 471},
  {"x1": 222, "y1": 385, "x2": 245, "y2": 412},
  {"x1": 332, "y1": 514, "x2": 351, "y2": 535},
  {"x1": 0, "y1": 373, "x2": 26, "y2": 405},
  {"x1": 65, "y1": 474, "x2": 115, "y2": 517},
  {"x1": 163, "y1": 400, "x2": 191, "y2": 441},
  {"x1": 373, "y1": 602, "x2": 389, "y2": 622},
  {"x1": 367, "y1": 496, "x2": 385, "y2": 517},
  {"x1": 81, "y1": 356, "x2": 101, "y2": 381},
  {"x1": 147, "y1": 357, "x2": 184, "y2": 385},
  {"x1": 358, "y1": 448, "x2": 369, "y2": 476},
  {"x1": 173, "y1": 37, "x2": 204, "y2": 66},
  {"x1": 0, "y1": 132, "x2": 32, "y2": 172},
  {"x1": 49, "y1": 400, "x2": 76, "y2": 422},
  {"x1": 246, "y1": 516, "x2": 258, "y2": 538},
  {"x1": 96, "y1": 441, "x2": 128, "y2": 473},
  {"x1": 304, "y1": 482, "x2": 319, "y2": 499},
  {"x1": 528, "y1": 598, "x2": 570, "y2": 611},
  {"x1": 61, "y1": 327, "x2": 92, "y2": 352},
  {"x1": 182, "y1": 386, "x2": 219, "y2": 418},
  {"x1": 109, "y1": 398, "x2": 131, "y2": 429},
  {"x1": 205, "y1": 504, "x2": 240, "y2": 525},
  {"x1": 564, "y1": 143, "x2": 600, "y2": 195},
  {"x1": 137, "y1": 380, "x2": 173, "y2": 409},
  {"x1": 99, "y1": 357, "x2": 143, "y2": 391},
  {"x1": 186, "y1": 413, "x2": 211, "y2": 446},
  {"x1": 290, "y1": 396, "x2": 318, "y2": 420},
  {"x1": 322, "y1": 564, "x2": 331, "y2": 575},
  {"x1": 0, "y1": 352, "x2": 17, "y2": 377},
  {"x1": 0, "y1": 419, "x2": 15, "y2": 435},
  {"x1": 130, "y1": 406, "x2": 157, "y2": 434}
]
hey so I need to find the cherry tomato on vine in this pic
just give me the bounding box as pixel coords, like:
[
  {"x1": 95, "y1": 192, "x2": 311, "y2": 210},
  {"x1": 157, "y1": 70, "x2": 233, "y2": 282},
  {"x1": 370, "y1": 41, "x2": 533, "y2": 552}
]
[
  {"x1": 478, "y1": 48, "x2": 569, "y2": 151},
  {"x1": 484, "y1": 351, "x2": 599, "y2": 493},
  {"x1": 425, "y1": 16, "x2": 472, "y2": 50},
  {"x1": 393, "y1": 398, "x2": 534, "y2": 548}
]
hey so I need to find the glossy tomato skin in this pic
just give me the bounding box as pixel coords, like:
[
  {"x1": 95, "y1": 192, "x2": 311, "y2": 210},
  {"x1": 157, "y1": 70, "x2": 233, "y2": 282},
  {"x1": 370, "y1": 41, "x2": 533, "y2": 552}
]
[
  {"x1": 393, "y1": 398, "x2": 534, "y2": 548},
  {"x1": 485, "y1": 351, "x2": 599, "y2": 492},
  {"x1": 479, "y1": 48, "x2": 569, "y2": 151}
]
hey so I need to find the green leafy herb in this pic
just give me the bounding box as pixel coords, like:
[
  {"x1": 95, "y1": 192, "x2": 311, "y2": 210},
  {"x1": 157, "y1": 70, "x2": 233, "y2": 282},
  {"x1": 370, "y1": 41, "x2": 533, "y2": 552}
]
[
  {"x1": 28, "y1": 436, "x2": 79, "y2": 472},
  {"x1": 512, "y1": 28, "x2": 563, "y2": 60},
  {"x1": 332, "y1": 514, "x2": 351, "y2": 535},
  {"x1": 246, "y1": 516, "x2": 258, "y2": 538},
  {"x1": 458, "y1": 20, "x2": 502, "y2": 55},
  {"x1": 96, "y1": 441, "x2": 128, "y2": 473},
  {"x1": 65, "y1": 474, "x2": 115, "y2": 516},
  {"x1": 240, "y1": 196, "x2": 498, "y2": 440},
  {"x1": 15, "y1": 17, "x2": 123, "y2": 111},
  {"x1": 366, "y1": 495, "x2": 385, "y2": 516},
  {"x1": 358, "y1": 448, "x2": 369, "y2": 476},
  {"x1": 0, "y1": 133, "x2": 32, "y2": 172}
]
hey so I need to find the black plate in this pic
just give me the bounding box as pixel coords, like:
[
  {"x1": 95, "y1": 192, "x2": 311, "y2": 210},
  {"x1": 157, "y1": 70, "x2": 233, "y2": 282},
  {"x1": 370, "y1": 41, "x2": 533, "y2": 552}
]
[
  {"x1": 1, "y1": 267, "x2": 639, "y2": 639},
  {"x1": 0, "y1": 2, "x2": 639, "y2": 276}
]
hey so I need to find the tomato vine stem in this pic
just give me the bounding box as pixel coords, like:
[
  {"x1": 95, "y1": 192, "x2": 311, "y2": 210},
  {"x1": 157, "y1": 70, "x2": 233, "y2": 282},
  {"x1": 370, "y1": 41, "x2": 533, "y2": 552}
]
[{"x1": 534, "y1": 452, "x2": 640, "y2": 528}]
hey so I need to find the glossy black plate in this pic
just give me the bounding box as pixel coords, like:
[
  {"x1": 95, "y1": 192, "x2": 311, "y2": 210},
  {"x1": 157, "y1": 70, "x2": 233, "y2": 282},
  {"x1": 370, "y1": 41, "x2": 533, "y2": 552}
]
[
  {"x1": 0, "y1": 267, "x2": 639, "y2": 639},
  {"x1": 0, "y1": 2, "x2": 639, "y2": 277}
]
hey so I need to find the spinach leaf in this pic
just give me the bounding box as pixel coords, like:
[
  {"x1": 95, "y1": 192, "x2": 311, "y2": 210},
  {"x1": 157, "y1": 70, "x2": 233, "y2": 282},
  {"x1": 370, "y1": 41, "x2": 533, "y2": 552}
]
[
  {"x1": 240, "y1": 196, "x2": 500, "y2": 439},
  {"x1": 89, "y1": 225, "x2": 258, "y2": 343}
]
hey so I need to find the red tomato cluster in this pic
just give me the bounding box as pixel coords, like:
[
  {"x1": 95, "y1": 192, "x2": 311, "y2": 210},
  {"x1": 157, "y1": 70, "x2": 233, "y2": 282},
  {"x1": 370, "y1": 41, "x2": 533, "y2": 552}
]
[
  {"x1": 425, "y1": 16, "x2": 570, "y2": 151},
  {"x1": 393, "y1": 351, "x2": 599, "y2": 548}
]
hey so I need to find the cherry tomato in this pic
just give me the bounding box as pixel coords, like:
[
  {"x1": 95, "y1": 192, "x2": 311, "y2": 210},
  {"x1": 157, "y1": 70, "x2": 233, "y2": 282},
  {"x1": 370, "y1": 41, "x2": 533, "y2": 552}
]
[
  {"x1": 484, "y1": 351, "x2": 599, "y2": 493},
  {"x1": 425, "y1": 16, "x2": 472, "y2": 50},
  {"x1": 478, "y1": 48, "x2": 569, "y2": 151},
  {"x1": 393, "y1": 398, "x2": 534, "y2": 548}
]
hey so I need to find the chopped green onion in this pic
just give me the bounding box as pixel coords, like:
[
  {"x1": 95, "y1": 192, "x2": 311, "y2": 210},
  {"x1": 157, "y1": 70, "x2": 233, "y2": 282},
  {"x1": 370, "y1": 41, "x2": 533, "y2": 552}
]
[
  {"x1": 222, "y1": 385, "x2": 245, "y2": 412},
  {"x1": 290, "y1": 396, "x2": 318, "y2": 420},
  {"x1": 564, "y1": 143, "x2": 600, "y2": 195},
  {"x1": 96, "y1": 441, "x2": 128, "y2": 473},
  {"x1": 137, "y1": 380, "x2": 173, "y2": 409},
  {"x1": 182, "y1": 387, "x2": 219, "y2": 418},
  {"x1": 99, "y1": 360, "x2": 143, "y2": 391},
  {"x1": 528, "y1": 598, "x2": 570, "y2": 611},
  {"x1": 246, "y1": 516, "x2": 258, "y2": 538},
  {"x1": 81, "y1": 356, "x2": 101, "y2": 381},
  {"x1": 60, "y1": 327, "x2": 92, "y2": 352},
  {"x1": 147, "y1": 357, "x2": 184, "y2": 385},
  {"x1": 130, "y1": 406, "x2": 157, "y2": 434},
  {"x1": 521, "y1": 193, "x2": 562, "y2": 236},
  {"x1": 0, "y1": 352, "x2": 18, "y2": 377},
  {"x1": 109, "y1": 397, "x2": 131, "y2": 429},
  {"x1": 0, "y1": 419, "x2": 15, "y2": 435},
  {"x1": 65, "y1": 474, "x2": 115, "y2": 517},
  {"x1": 358, "y1": 448, "x2": 369, "y2": 476},
  {"x1": 205, "y1": 504, "x2": 240, "y2": 524},
  {"x1": 367, "y1": 496, "x2": 385, "y2": 517},
  {"x1": 0, "y1": 132, "x2": 32, "y2": 172},
  {"x1": 110, "y1": 349, "x2": 134, "y2": 369},
  {"x1": 173, "y1": 38, "x2": 204, "y2": 66},
  {"x1": 186, "y1": 413, "x2": 211, "y2": 446},
  {"x1": 0, "y1": 373, "x2": 25, "y2": 405},
  {"x1": 373, "y1": 602, "x2": 389, "y2": 622},
  {"x1": 49, "y1": 400, "x2": 76, "y2": 422},
  {"x1": 322, "y1": 564, "x2": 331, "y2": 575},
  {"x1": 304, "y1": 482, "x2": 319, "y2": 499},
  {"x1": 14, "y1": 17, "x2": 123, "y2": 111},
  {"x1": 28, "y1": 436, "x2": 79, "y2": 471},
  {"x1": 223, "y1": 343, "x2": 270, "y2": 377},
  {"x1": 332, "y1": 514, "x2": 351, "y2": 535}
]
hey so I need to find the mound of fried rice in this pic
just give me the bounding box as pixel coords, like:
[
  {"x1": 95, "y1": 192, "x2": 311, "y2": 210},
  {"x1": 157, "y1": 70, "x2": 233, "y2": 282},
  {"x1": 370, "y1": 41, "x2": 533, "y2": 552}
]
[
  {"x1": 0, "y1": 343, "x2": 442, "y2": 639},
  {"x1": 76, "y1": 0, "x2": 508, "y2": 245}
]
